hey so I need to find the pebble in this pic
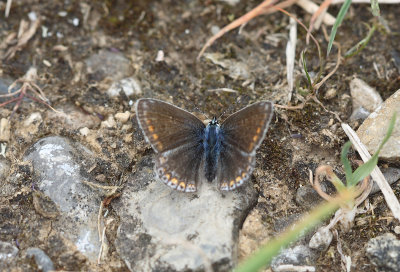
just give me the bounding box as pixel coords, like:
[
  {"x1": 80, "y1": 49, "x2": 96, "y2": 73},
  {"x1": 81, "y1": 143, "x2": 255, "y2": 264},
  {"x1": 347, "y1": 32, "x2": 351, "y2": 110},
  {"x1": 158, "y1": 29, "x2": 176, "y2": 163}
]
[
  {"x1": 350, "y1": 78, "x2": 382, "y2": 113},
  {"x1": 26, "y1": 248, "x2": 54, "y2": 272},
  {"x1": 114, "y1": 111, "x2": 130, "y2": 123},
  {"x1": 107, "y1": 77, "x2": 142, "y2": 97},
  {"x1": 366, "y1": 233, "x2": 400, "y2": 272},
  {"x1": 0, "y1": 118, "x2": 10, "y2": 142},
  {"x1": 85, "y1": 50, "x2": 132, "y2": 82},
  {"x1": 0, "y1": 241, "x2": 18, "y2": 262}
]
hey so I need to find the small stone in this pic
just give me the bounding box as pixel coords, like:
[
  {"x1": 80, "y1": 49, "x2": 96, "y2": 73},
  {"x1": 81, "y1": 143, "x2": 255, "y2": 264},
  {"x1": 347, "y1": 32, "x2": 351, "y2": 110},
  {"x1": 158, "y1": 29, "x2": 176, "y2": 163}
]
[
  {"x1": 107, "y1": 77, "x2": 142, "y2": 97},
  {"x1": 155, "y1": 50, "x2": 164, "y2": 62},
  {"x1": 0, "y1": 158, "x2": 10, "y2": 180},
  {"x1": 366, "y1": 233, "x2": 400, "y2": 272},
  {"x1": 24, "y1": 112, "x2": 42, "y2": 126},
  {"x1": 357, "y1": 89, "x2": 400, "y2": 160},
  {"x1": 271, "y1": 245, "x2": 317, "y2": 271},
  {"x1": 350, "y1": 78, "x2": 382, "y2": 113},
  {"x1": 371, "y1": 167, "x2": 400, "y2": 194},
  {"x1": 0, "y1": 118, "x2": 10, "y2": 142},
  {"x1": 309, "y1": 227, "x2": 333, "y2": 251},
  {"x1": 324, "y1": 88, "x2": 337, "y2": 99},
  {"x1": 394, "y1": 226, "x2": 400, "y2": 234},
  {"x1": 101, "y1": 116, "x2": 116, "y2": 128},
  {"x1": 295, "y1": 185, "x2": 324, "y2": 209},
  {"x1": 79, "y1": 127, "x2": 90, "y2": 136},
  {"x1": 85, "y1": 50, "x2": 132, "y2": 82},
  {"x1": 115, "y1": 111, "x2": 130, "y2": 123},
  {"x1": 26, "y1": 247, "x2": 54, "y2": 272},
  {"x1": 0, "y1": 241, "x2": 18, "y2": 262},
  {"x1": 350, "y1": 106, "x2": 371, "y2": 121}
]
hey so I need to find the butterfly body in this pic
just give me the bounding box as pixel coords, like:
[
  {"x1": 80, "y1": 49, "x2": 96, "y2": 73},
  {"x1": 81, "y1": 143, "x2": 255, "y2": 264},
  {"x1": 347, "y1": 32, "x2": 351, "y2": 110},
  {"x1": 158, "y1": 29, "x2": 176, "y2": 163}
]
[
  {"x1": 135, "y1": 98, "x2": 273, "y2": 192},
  {"x1": 203, "y1": 117, "x2": 222, "y2": 182}
]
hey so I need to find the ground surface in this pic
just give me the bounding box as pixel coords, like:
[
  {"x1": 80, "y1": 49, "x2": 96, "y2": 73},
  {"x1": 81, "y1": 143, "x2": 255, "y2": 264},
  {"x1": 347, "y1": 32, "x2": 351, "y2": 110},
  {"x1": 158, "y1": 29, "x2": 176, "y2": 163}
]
[{"x1": 0, "y1": 0, "x2": 400, "y2": 271}]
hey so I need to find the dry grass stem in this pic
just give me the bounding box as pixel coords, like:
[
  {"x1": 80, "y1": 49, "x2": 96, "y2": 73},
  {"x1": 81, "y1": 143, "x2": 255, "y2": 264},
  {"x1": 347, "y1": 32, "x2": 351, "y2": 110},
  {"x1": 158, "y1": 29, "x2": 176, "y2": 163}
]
[
  {"x1": 197, "y1": 0, "x2": 278, "y2": 59},
  {"x1": 296, "y1": 0, "x2": 335, "y2": 25},
  {"x1": 286, "y1": 17, "x2": 297, "y2": 103},
  {"x1": 332, "y1": 0, "x2": 400, "y2": 3},
  {"x1": 3, "y1": 18, "x2": 40, "y2": 61}
]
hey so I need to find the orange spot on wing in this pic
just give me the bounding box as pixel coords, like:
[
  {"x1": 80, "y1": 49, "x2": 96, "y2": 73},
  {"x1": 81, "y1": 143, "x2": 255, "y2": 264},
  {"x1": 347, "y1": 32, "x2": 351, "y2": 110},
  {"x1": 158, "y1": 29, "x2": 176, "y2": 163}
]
[
  {"x1": 148, "y1": 126, "x2": 154, "y2": 132},
  {"x1": 252, "y1": 135, "x2": 258, "y2": 142},
  {"x1": 179, "y1": 182, "x2": 186, "y2": 189},
  {"x1": 171, "y1": 178, "x2": 178, "y2": 185},
  {"x1": 256, "y1": 127, "x2": 261, "y2": 134},
  {"x1": 153, "y1": 134, "x2": 159, "y2": 140},
  {"x1": 230, "y1": 180, "x2": 235, "y2": 187}
]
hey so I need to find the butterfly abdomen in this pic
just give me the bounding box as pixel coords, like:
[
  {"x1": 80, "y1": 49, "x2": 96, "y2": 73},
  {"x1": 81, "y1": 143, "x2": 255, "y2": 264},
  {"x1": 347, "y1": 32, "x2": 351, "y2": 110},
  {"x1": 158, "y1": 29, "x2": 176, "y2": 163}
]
[{"x1": 203, "y1": 120, "x2": 222, "y2": 182}]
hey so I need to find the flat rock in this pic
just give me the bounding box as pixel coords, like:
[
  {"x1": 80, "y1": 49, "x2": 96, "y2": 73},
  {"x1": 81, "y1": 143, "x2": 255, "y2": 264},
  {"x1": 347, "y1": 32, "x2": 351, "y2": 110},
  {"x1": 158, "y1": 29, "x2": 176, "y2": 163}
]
[
  {"x1": 366, "y1": 233, "x2": 400, "y2": 272},
  {"x1": 357, "y1": 89, "x2": 400, "y2": 160},
  {"x1": 114, "y1": 157, "x2": 258, "y2": 271},
  {"x1": 24, "y1": 136, "x2": 104, "y2": 262}
]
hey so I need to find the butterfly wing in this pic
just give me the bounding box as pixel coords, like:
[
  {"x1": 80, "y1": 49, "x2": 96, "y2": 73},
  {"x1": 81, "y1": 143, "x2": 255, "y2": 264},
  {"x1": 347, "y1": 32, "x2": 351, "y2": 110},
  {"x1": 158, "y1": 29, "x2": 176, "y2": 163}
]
[
  {"x1": 218, "y1": 101, "x2": 273, "y2": 191},
  {"x1": 135, "y1": 98, "x2": 206, "y2": 192}
]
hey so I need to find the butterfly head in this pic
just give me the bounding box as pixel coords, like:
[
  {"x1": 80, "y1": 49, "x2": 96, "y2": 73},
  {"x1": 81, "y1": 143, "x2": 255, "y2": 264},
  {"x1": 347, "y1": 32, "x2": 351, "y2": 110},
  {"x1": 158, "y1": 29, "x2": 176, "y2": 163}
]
[{"x1": 209, "y1": 117, "x2": 218, "y2": 126}]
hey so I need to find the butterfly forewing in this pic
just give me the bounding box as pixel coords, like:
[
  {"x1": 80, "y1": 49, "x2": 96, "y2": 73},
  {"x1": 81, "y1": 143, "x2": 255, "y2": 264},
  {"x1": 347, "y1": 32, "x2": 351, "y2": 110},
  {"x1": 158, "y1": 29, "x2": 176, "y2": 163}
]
[
  {"x1": 218, "y1": 101, "x2": 273, "y2": 190},
  {"x1": 135, "y1": 98, "x2": 206, "y2": 192},
  {"x1": 221, "y1": 101, "x2": 273, "y2": 154},
  {"x1": 135, "y1": 98, "x2": 205, "y2": 153}
]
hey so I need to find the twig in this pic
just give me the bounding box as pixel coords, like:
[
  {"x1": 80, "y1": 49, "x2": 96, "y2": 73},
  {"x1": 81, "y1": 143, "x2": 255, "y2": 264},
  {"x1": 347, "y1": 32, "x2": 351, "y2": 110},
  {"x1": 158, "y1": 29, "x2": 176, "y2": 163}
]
[
  {"x1": 286, "y1": 17, "x2": 297, "y2": 103},
  {"x1": 332, "y1": 0, "x2": 400, "y2": 3}
]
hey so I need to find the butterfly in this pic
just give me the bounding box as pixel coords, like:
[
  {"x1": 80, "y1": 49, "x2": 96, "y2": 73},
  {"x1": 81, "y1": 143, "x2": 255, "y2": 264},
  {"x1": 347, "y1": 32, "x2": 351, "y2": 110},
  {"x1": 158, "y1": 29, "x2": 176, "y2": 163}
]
[{"x1": 135, "y1": 98, "x2": 273, "y2": 192}]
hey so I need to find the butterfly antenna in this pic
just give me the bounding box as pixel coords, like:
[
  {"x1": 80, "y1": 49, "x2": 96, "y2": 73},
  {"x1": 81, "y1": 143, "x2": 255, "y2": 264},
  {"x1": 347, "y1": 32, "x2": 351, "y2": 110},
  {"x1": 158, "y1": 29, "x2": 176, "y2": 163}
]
[{"x1": 217, "y1": 95, "x2": 251, "y2": 120}]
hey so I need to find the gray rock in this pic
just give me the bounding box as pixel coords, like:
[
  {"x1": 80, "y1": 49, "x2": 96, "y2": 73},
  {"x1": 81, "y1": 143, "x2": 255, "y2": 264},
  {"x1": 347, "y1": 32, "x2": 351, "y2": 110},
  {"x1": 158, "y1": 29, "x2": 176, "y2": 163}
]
[
  {"x1": 114, "y1": 157, "x2": 258, "y2": 272},
  {"x1": 371, "y1": 167, "x2": 400, "y2": 195},
  {"x1": 0, "y1": 241, "x2": 18, "y2": 262},
  {"x1": 26, "y1": 248, "x2": 54, "y2": 272},
  {"x1": 366, "y1": 233, "x2": 400, "y2": 272},
  {"x1": 350, "y1": 106, "x2": 371, "y2": 121},
  {"x1": 295, "y1": 185, "x2": 324, "y2": 210},
  {"x1": 350, "y1": 78, "x2": 382, "y2": 113},
  {"x1": 308, "y1": 227, "x2": 333, "y2": 251},
  {"x1": 85, "y1": 49, "x2": 132, "y2": 82},
  {"x1": 0, "y1": 158, "x2": 10, "y2": 180},
  {"x1": 271, "y1": 245, "x2": 317, "y2": 271},
  {"x1": 357, "y1": 89, "x2": 400, "y2": 160},
  {"x1": 107, "y1": 77, "x2": 142, "y2": 97},
  {"x1": 24, "y1": 136, "x2": 104, "y2": 262}
]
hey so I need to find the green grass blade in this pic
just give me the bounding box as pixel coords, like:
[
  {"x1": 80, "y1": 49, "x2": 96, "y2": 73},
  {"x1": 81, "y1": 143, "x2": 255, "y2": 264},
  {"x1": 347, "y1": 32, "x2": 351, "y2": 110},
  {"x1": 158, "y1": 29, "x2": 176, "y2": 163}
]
[
  {"x1": 327, "y1": 0, "x2": 352, "y2": 56},
  {"x1": 234, "y1": 201, "x2": 339, "y2": 272},
  {"x1": 344, "y1": 24, "x2": 376, "y2": 58},
  {"x1": 349, "y1": 113, "x2": 396, "y2": 186},
  {"x1": 371, "y1": 0, "x2": 380, "y2": 16},
  {"x1": 341, "y1": 141, "x2": 353, "y2": 183},
  {"x1": 301, "y1": 51, "x2": 312, "y2": 89}
]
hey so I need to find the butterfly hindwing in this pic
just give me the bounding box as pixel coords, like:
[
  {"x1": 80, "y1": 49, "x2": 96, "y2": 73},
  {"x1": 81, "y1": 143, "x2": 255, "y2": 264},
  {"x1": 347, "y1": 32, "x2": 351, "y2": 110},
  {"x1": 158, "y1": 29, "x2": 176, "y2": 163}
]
[
  {"x1": 135, "y1": 98, "x2": 206, "y2": 192},
  {"x1": 218, "y1": 101, "x2": 273, "y2": 190}
]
